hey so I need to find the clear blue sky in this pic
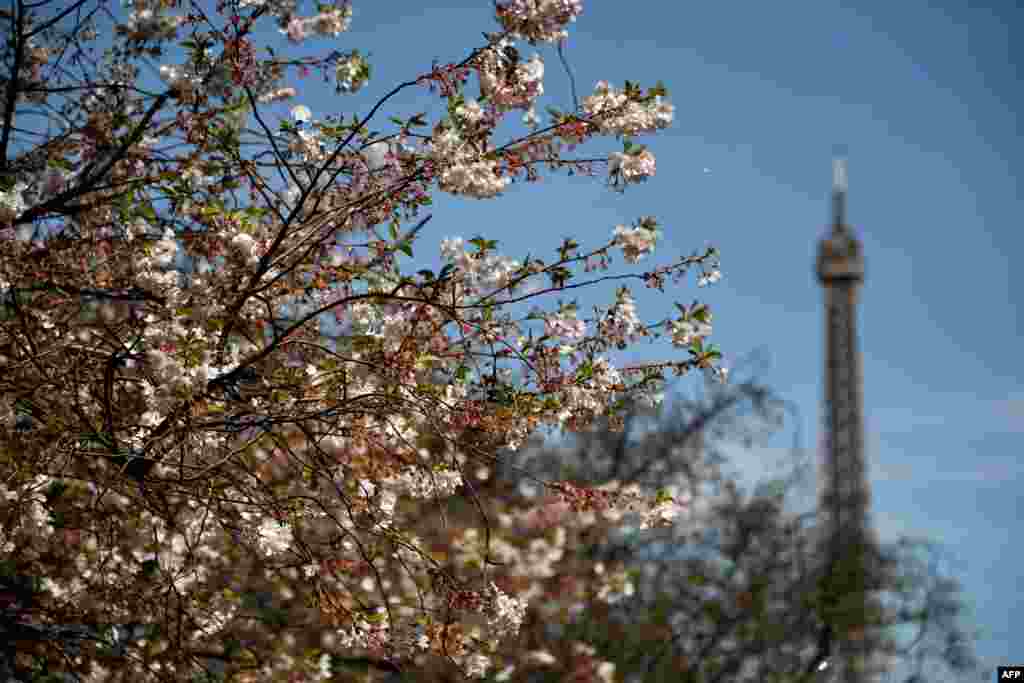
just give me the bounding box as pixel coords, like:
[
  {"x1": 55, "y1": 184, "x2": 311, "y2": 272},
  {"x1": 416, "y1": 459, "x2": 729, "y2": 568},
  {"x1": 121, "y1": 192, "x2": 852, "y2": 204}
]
[{"x1": 177, "y1": 0, "x2": 1022, "y2": 676}]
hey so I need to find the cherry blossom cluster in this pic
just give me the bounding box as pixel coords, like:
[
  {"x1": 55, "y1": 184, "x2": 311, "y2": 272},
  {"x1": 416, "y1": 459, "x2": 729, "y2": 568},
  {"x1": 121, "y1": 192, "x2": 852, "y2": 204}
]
[
  {"x1": 544, "y1": 310, "x2": 587, "y2": 340},
  {"x1": 11, "y1": 469, "x2": 471, "y2": 669},
  {"x1": 427, "y1": 124, "x2": 512, "y2": 198},
  {"x1": 335, "y1": 606, "x2": 391, "y2": 654},
  {"x1": 698, "y1": 265, "x2": 723, "y2": 287},
  {"x1": 283, "y1": 5, "x2": 353, "y2": 43},
  {"x1": 335, "y1": 49, "x2": 371, "y2": 94},
  {"x1": 387, "y1": 466, "x2": 464, "y2": 500},
  {"x1": 120, "y1": 1, "x2": 186, "y2": 43},
  {"x1": 453, "y1": 524, "x2": 568, "y2": 583},
  {"x1": 439, "y1": 236, "x2": 523, "y2": 289},
  {"x1": 484, "y1": 581, "x2": 529, "y2": 640},
  {"x1": 0, "y1": 181, "x2": 28, "y2": 226},
  {"x1": 158, "y1": 49, "x2": 284, "y2": 103},
  {"x1": 612, "y1": 217, "x2": 661, "y2": 264},
  {"x1": 0, "y1": 160, "x2": 74, "y2": 229},
  {"x1": 477, "y1": 47, "x2": 547, "y2": 114},
  {"x1": 547, "y1": 479, "x2": 689, "y2": 531},
  {"x1": 609, "y1": 147, "x2": 657, "y2": 186},
  {"x1": 494, "y1": 0, "x2": 585, "y2": 44},
  {"x1": 288, "y1": 128, "x2": 329, "y2": 163},
  {"x1": 640, "y1": 495, "x2": 686, "y2": 529},
  {"x1": 581, "y1": 80, "x2": 676, "y2": 136},
  {"x1": 455, "y1": 98, "x2": 487, "y2": 125},
  {"x1": 439, "y1": 156, "x2": 512, "y2": 199},
  {"x1": 556, "y1": 356, "x2": 626, "y2": 427},
  {"x1": 671, "y1": 316, "x2": 713, "y2": 348},
  {"x1": 237, "y1": 0, "x2": 298, "y2": 18},
  {"x1": 434, "y1": 542, "x2": 545, "y2": 677},
  {"x1": 598, "y1": 287, "x2": 645, "y2": 349}
]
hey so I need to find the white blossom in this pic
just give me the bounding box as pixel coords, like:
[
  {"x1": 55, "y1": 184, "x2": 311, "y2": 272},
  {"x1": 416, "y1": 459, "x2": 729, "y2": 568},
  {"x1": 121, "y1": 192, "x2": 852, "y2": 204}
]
[
  {"x1": 256, "y1": 517, "x2": 293, "y2": 556},
  {"x1": 670, "y1": 319, "x2": 712, "y2": 348},
  {"x1": 583, "y1": 81, "x2": 675, "y2": 136},
  {"x1": 456, "y1": 99, "x2": 485, "y2": 124},
  {"x1": 527, "y1": 650, "x2": 557, "y2": 666},
  {"x1": 465, "y1": 653, "x2": 492, "y2": 679},
  {"x1": 612, "y1": 223, "x2": 659, "y2": 263},
  {"x1": 494, "y1": 0, "x2": 583, "y2": 44},
  {"x1": 486, "y1": 581, "x2": 528, "y2": 638},
  {"x1": 698, "y1": 267, "x2": 722, "y2": 287}
]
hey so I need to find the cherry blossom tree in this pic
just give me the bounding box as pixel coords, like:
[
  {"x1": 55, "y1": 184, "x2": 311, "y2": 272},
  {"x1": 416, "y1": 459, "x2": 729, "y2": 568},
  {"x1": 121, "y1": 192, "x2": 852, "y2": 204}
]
[{"x1": 0, "y1": 0, "x2": 728, "y2": 681}]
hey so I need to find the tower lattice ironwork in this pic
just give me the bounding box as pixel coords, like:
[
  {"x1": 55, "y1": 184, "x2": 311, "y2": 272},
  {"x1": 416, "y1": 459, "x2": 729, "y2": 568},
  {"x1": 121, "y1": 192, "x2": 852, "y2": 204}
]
[{"x1": 816, "y1": 158, "x2": 874, "y2": 682}]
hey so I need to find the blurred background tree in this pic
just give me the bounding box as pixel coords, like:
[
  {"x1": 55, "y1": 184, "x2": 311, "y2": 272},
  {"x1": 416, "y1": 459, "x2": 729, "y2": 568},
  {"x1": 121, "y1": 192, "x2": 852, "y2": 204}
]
[{"x1": 498, "y1": 363, "x2": 989, "y2": 683}]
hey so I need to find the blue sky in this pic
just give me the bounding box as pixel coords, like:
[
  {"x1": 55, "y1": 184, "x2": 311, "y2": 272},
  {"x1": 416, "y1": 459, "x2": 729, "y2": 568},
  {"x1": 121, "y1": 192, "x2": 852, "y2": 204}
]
[
  {"x1": 284, "y1": 1, "x2": 1020, "y2": 675},
  {"x1": 146, "y1": 0, "x2": 1019, "y2": 676}
]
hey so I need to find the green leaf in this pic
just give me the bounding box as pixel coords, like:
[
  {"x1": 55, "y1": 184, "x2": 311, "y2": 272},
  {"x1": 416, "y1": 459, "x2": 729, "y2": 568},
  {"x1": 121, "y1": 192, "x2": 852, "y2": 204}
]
[
  {"x1": 223, "y1": 637, "x2": 243, "y2": 659},
  {"x1": 45, "y1": 481, "x2": 68, "y2": 502},
  {"x1": 48, "y1": 510, "x2": 66, "y2": 529},
  {"x1": 397, "y1": 241, "x2": 413, "y2": 258},
  {"x1": 0, "y1": 559, "x2": 16, "y2": 580},
  {"x1": 576, "y1": 360, "x2": 594, "y2": 382},
  {"x1": 437, "y1": 263, "x2": 456, "y2": 280},
  {"x1": 549, "y1": 266, "x2": 572, "y2": 288},
  {"x1": 703, "y1": 599, "x2": 723, "y2": 620},
  {"x1": 654, "y1": 488, "x2": 673, "y2": 504}
]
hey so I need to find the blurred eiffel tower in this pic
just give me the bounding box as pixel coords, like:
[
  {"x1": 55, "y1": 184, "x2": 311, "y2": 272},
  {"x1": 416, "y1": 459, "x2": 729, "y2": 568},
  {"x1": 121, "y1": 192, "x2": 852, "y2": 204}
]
[{"x1": 816, "y1": 156, "x2": 877, "y2": 682}]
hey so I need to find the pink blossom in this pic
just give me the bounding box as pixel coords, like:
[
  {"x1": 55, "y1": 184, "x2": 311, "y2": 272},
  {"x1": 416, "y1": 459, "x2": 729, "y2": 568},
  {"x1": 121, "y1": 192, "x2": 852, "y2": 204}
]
[{"x1": 285, "y1": 17, "x2": 306, "y2": 42}]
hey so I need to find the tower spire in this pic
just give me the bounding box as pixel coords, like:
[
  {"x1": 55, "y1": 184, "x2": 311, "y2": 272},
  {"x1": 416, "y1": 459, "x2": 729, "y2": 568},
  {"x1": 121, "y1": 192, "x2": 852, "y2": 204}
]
[
  {"x1": 832, "y1": 157, "x2": 847, "y2": 231},
  {"x1": 816, "y1": 156, "x2": 875, "y2": 681}
]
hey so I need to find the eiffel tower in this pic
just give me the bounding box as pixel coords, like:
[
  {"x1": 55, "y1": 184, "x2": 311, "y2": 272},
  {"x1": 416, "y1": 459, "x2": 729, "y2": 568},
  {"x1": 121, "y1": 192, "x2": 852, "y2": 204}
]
[{"x1": 816, "y1": 157, "x2": 874, "y2": 682}]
